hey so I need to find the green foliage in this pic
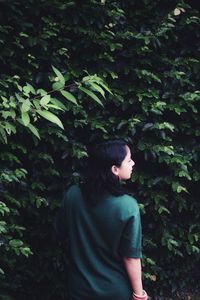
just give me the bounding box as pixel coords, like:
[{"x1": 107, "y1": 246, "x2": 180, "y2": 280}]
[{"x1": 0, "y1": 0, "x2": 200, "y2": 299}]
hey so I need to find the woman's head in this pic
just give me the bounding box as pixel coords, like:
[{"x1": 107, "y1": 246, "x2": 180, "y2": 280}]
[
  {"x1": 82, "y1": 139, "x2": 135, "y2": 202},
  {"x1": 87, "y1": 139, "x2": 134, "y2": 181}
]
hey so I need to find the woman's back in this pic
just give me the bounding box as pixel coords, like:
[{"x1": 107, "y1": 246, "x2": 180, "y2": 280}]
[{"x1": 56, "y1": 184, "x2": 142, "y2": 300}]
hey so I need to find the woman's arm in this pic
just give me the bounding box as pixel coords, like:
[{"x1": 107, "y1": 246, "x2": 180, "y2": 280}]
[
  {"x1": 123, "y1": 257, "x2": 143, "y2": 295},
  {"x1": 123, "y1": 257, "x2": 148, "y2": 299}
]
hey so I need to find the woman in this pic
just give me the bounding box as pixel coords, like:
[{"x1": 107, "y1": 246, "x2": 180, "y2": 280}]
[{"x1": 55, "y1": 139, "x2": 148, "y2": 300}]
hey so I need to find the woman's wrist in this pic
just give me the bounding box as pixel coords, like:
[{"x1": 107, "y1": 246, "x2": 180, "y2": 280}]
[{"x1": 133, "y1": 290, "x2": 148, "y2": 300}]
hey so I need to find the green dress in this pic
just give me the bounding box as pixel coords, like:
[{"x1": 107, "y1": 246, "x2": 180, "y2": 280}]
[{"x1": 55, "y1": 185, "x2": 142, "y2": 300}]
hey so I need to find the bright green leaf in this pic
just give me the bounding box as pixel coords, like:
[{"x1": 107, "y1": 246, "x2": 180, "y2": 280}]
[
  {"x1": 50, "y1": 98, "x2": 67, "y2": 110},
  {"x1": 46, "y1": 104, "x2": 64, "y2": 111},
  {"x1": 52, "y1": 81, "x2": 65, "y2": 91},
  {"x1": 79, "y1": 86, "x2": 103, "y2": 106},
  {"x1": 52, "y1": 66, "x2": 65, "y2": 88},
  {"x1": 98, "y1": 81, "x2": 113, "y2": 94},
  {"x1": 89, "y1": 82, "x2": 105, "y2": 98},
  {"x1": 20, "y1": 247, "x2": 33, "y2": 257},
  {"x1": 27, "y1": 123, "x2": 40, "y2": 139},
  {"x1": 5, "y1": 123, "x2": 16, "y2": 135},
  {"x1": 40, "y1": 95, "x2": 51, "y2": 107},
  {"x1": 21, "y1": 112, "x2": 30, "y2": 126},
  {"x1": 21, "y1": 100, "x2": 31, "y2": 113},
  {"x1": 61, "y1": 90, "x2": 78, "y2": 105},
  {"x1": 37, "y1": 110, "x2": 64, "y2": 129}
]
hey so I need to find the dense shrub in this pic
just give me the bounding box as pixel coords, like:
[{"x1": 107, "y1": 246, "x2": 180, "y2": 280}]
[{"x1": 0, "y1": 1, "x2": 200, "y2": 299}]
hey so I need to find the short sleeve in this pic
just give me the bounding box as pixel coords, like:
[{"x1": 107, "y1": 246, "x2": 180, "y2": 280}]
[
  {"x1": 54, "y1": 192, "x2": 68, "y2": 240},
  {"x1": 119, "y1": 206, "x2": 142, "y2": 258}
]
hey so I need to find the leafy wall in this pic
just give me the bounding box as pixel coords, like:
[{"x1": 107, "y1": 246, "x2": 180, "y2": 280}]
[{"x1": 0, "y1": 1, "x2": 200, "y2": 299}]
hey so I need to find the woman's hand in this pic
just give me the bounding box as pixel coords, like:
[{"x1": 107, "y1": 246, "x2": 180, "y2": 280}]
[{"x1": 133, "y1": 290, "x2": 148, "y2": 300}]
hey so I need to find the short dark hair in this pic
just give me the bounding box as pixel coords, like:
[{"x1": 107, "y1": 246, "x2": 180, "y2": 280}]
[{"x1": 81, "y1": 139, "x2": 129, "y2": 204}]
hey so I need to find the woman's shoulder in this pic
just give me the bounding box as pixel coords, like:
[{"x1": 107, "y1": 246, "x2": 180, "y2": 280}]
[
  {"x1": 115, "y1": 193, "x2": 138, "y2": 203},
  {"x1": 110, "y1": 193, "x2": 139, "y2": 211}
]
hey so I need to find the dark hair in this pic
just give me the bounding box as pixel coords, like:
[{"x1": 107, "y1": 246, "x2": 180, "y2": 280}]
[{"x1": 81, "y1": 139, "x2": 129, "y2": 204}]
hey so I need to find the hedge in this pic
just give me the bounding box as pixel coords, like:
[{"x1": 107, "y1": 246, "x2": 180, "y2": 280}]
[{"x1": 0, "y1": 1, "x2": 200, "y2": 299}]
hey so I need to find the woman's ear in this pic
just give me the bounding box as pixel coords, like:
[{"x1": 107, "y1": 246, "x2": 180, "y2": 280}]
[{"x1": 111, "y1": 165, "x2": 119, "y2": 176}]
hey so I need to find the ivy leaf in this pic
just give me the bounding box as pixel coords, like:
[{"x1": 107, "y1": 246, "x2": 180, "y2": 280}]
[{"x1": 37, "y1": 110, "x2": 64, "y2": 129}]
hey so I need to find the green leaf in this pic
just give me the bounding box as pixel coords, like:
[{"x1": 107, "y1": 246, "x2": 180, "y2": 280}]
[
  {"x1": 5, "y1": 123, "x2": 16, "y2": 134},
  {"x1": 158, "y1": 206, "x2": 170, "y2": 214},
  {"x1": 98, "y1": 81, "x2": 113, "y2": 94},
  {"x1": 25, "y1": 83, "x2": 35, "y2": 94},
  {"x1": 9, "y1": 239, "x2": 23, "y2": 248},
  {"x1": 0, "y1": 201, "x2": 10, "y2": 216},
  {"x1": 52, "y1": 66, "x2": 65, "y2": 83},
  {"x1": 0, "y1": 221, "x2": 7, "y2": 233},
  {"x1": 23, "y1": 85, "x2": 31, "y2": 94},
  {"x1": 172, "y1": 182, "x2": 188, "y2": 193},
  {"x1": 192, "y1": 246, "x2": 200, "y2": 253},
  {"x1": 89, "y1": 82, "x2": 105, "y2": 98},
  {"x1": 37, "y1": 89, "x2": 48, "y2": 96},
  {"x1": 46, "y1": 104, "x2": 64, "y2": 111},
  {"x1": 2, "y1": 111, "x2": 15, "y2": 119},
  {"x1": 61, "y1": 90, "x2": 78, "y2": 105},
  {"x1": 40, "y1": 95, "x2": 51, "y2": 107},
  {"x1": 0, "y1": 127, "x2": 7, "y2": 143},
  {"x1": 21, "y1": 100, "x2": 31, "y2": 112},
  {"x1": 52, "y1": 81, "x2": 65, "y2": 91},
  {"x1": 50, "y1": 98, "x2": 67, "y2": 110},
  {"x1": 52, "y1": 66, "x2": 65, "y2": 89},
  {"x1": 79, "y1": 86, "x2": 103, "y2": 106},
  {"x1": 27, "y1": 123, "x2": 40, "y2": 139},
  {"x1": 37, "y1": 110, "x2": 64, "y2": 129},
  {"x1": 20, "y1": 247, "x2": 33, "y2": 257},
  {"x1": 21, "y1": 112, "x2": 30, "y2": 126},
  {"x1": 15, "y1": 93, "x2": 26, "y2": 102},
  {"x1": 33, "y1": 100, "x2": 40, "y2": 109}
]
